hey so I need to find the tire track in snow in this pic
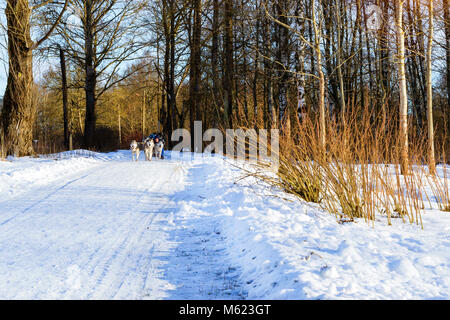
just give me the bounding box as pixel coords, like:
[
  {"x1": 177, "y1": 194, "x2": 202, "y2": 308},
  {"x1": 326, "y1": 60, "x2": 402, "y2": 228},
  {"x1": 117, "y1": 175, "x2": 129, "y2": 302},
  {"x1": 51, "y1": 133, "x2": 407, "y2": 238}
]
[
  {"x1": 0, "y1": 163, "x2": 105, "y2": 228},
  {"x1": 86, "y1": 196, "x2": 161, "y2": 299},
  {"x1": 0, "y1": 156, "x2": 247, "y2": 299},
  {"x1": 83, "y1": 162, "x2": 183, "y2": 299}
]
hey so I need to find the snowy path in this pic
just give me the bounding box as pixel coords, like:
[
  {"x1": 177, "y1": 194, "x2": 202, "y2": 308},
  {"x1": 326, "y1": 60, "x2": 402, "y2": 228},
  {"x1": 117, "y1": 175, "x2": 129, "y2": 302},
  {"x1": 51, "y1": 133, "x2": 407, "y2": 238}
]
[
  {"x1": 0, "y1": 155, "x2": 245, "y2": 299},
  {"x1": 1, "y1": 151, "x2": 449, "y2": 299}
]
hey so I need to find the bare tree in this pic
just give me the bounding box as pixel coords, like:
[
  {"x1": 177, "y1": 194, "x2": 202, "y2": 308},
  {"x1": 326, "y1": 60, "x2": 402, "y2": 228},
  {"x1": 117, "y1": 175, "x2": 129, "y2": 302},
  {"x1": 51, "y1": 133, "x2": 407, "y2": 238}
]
[
  {"x1": 265, "y1": 0, "x2": 325, "y2": 150},
  {"x1": 396, "y1": 0, "x2": 409, "y2": 174},
  {"x1": 336, "y1": 0, "x2": 345, "y2": 128},
  {"x1": 0, "y1": 0, "x2": 68, "y2": 156},
  {"x1": 188, "y1": 0, "x2": 202, "y2": 151},
  {"x1": 426, "y1": 0, "x2": 435, "y2": 175},
  {"x1": 275, "y1": 0, "x2": 291, "y2": 135},
  {"x1": 294, "y1": 0, "x2": 306, "y2": 119},
  {"x1": 59, "y1": 45, "x2": 69, "y2": 150},
  {"x1": 263, "y1": 4, "x2": 276, "y2": 129},
  {"x1": 311, "y1": 0, "x2": 325, "y2": 152},
  {"x1": 210, "y1": 0, "x2": 221, "y2": 122},
  {"x1": 223, "y1": 0, "x2": 234, "y2": 128},
  {"x1": 56, "y1": 0, "x2": 146, "y2": 148},
  {"x1": 444, "y1": 0, "x2": 450, "y2": 123}
]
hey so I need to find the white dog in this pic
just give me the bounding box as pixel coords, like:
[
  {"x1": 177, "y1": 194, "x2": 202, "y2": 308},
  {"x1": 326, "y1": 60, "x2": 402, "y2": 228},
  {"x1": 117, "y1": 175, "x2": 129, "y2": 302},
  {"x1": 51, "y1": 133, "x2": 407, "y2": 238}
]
[
  {"x1": 144, "y1": 139, "x2": 154, "y2": 161},
  {"x1": 154, "y1": 140, "x2": 164, "y2": 159},
  {"x1": 130, "y1": 140, "x2": 140, "y2": 162}
]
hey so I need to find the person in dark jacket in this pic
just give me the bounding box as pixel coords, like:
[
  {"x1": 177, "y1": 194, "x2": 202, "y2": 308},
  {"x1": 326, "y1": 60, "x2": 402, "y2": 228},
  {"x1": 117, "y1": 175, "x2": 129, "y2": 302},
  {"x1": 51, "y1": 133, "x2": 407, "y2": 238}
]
[{"x1": 146, "y1": 133, "x2": 165, "y2": 159}]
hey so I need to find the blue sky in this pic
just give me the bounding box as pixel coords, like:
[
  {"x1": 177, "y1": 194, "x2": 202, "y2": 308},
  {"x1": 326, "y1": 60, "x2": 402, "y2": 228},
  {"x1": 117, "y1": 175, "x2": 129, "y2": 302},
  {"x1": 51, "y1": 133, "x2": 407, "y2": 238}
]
[
  {"x1": 0, "y1": 73, "x2": 5, "y2": 96},
  {"x1": 0, "y1": 1, "x2": 55, "y2": 97}
]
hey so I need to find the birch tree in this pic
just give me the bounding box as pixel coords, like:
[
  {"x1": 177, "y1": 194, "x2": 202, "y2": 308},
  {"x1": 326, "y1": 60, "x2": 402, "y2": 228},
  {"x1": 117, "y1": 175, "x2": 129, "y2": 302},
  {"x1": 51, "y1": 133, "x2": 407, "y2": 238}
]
[
  {"x1": 396, "y1": 0, "x2": 409, "y2": 174},
  {"x1": 426, "y1": 0, "x2": 435, "y2": 175}
]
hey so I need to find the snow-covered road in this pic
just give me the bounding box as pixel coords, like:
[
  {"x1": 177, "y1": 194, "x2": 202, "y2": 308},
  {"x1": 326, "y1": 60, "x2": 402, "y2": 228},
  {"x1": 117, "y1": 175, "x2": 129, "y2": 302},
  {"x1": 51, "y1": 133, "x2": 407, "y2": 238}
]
[
  {"x1": 0, "y1": 153, "x2": 245, "y2": 299},
  {"x1": 0, "y1": 151, "x2": 449, "y2": 299}
]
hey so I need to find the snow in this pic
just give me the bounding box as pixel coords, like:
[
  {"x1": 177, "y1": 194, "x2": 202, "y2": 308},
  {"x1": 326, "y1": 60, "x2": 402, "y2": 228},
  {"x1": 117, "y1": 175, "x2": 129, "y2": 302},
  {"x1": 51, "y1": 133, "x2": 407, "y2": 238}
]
[{"x1": 0, "y1": 150, "x2": 449, "y2": 299}]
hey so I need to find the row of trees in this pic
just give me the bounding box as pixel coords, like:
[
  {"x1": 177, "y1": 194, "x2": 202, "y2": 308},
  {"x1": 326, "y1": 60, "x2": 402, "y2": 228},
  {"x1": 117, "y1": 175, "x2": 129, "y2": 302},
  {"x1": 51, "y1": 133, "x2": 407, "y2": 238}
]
[{"x1": 0, "y1": 1, "x2": 449, "y2": 171}]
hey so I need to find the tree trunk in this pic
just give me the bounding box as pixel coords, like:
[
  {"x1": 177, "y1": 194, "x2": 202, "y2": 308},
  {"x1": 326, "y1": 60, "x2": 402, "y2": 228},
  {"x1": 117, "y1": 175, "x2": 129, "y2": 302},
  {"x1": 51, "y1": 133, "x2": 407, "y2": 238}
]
[
  {"x1": 308, "y1": 0, "x2": 316, "y2": 108},
  {"x1": 240, "y1": 2, "x2": 249, "y2": 122},
  {"x1": 406, "y1": 0, "x2": 425, "y2": 134},
  {"x1": 211, "y1": 0, "x2": 221, "y2": 117},
  {"x1": 169, "y1": 1, "x2": 177, "y2": 140},
  {"x1": 295, "y1": 1, "x2": 306, "y2": 119},
  {"x1": 362, "y1": 2, "x2": 374, "y2": 115},
  {"x1": 84, "y1": 0, "x2": 97, "y2": 148},
  {"x1": 276, "y1": 0, "x2": 290, "y2": 135},
  {"x1": 444, "y1": 0, "x2": 450, "y2": 128},
  {"x1": 312, "y1": 0, "x2": 326, "y2": 153},
  {"x1": 118, "y1": 104, "x2": 121, "y2": 148},
  {"x1": 413, "y1": 0, "x2": 426, "y2": 129},
  {"x1": 253, "y1": 17, "x2": 260, "y2": 124},
  {"x1": 156, "y1": 38, "x2": 162, "y2": 133},
  {"x1": 189, "y1": 0, "x2": 201, "y2": 151},
  {"x1": 1, "y1": 0, "x2": 67, "y2": 156},
  {"x1": 336, "y1": 0, "x2": 346, "y2": 128},
  {"x1": 223, "y1": 0, "x2": 234, "y2": 128},
  {"x1": 142, "y1": 91, "x2": 146, "y2": 138},
  {"x1": 323, "y1": 0, "x2": 339, "y2": 114},
  {"x1": 162, "y1": 0, "x2": 170, "y2": 139},
  {"x1": 379, "y1": 0, "x2": 391, "y2": 98},
  {"x1": 59, "y1": 47, "x2": 69, "y2": 150},
  {"x1": 396, "y1": 0, "x2": 409, "y2": 174},
  {"x1": 263, "y1": 8, "x2": 276, "y2": 129},
  {"x1": 1, "y1": 0, "x2": 34, "y2": 156},
  {"x1": 426, "y1": 0, "x2": 435, "y2": 175}
]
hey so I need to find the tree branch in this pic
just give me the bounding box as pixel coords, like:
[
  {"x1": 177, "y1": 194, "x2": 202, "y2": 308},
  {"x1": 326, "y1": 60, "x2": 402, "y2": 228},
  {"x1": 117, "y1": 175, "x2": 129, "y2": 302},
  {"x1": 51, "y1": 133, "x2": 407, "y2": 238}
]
[{"x1": 31, "y1": 0, "x2": 69, "y2": 50}]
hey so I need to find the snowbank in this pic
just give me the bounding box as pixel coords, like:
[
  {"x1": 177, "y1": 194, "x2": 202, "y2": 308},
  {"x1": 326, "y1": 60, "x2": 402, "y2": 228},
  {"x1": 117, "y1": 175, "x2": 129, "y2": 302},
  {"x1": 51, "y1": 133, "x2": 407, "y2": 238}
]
[{"x1": 184, "y1": 155, "x2": 450, "y2": 299}]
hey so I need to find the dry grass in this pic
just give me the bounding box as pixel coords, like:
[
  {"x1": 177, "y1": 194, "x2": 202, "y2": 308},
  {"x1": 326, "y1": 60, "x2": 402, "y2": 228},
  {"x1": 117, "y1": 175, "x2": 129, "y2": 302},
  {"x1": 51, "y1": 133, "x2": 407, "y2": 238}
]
[
  {"x1": 236, "y1": 105, "x2": 450, "y2": 228},
  {"x1": 423, "y1": 157, "x2": 449, "y2": 212}
]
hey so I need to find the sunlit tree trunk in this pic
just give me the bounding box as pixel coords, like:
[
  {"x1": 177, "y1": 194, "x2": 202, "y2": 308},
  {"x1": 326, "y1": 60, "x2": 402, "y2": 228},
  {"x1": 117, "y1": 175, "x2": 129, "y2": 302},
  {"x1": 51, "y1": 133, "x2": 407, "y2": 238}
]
[
  {"x1": 312, "y1": 0, "x2": 326, "y2": 152},
  {"x1": 426, "y1": 0, "x2": 435, "y2": 175},
  {"x1": 396, "y1": 0, "x2": 409, "y2": 174},
  {"x1": 1, "y1": 0, "x2": 67, "y2": 156},
  {"x1": 1, "y1": 0, "x2": 34, "y2": 156},
  {"x1": 224, "y1": 0, "x2": 234, "y2": 128}
]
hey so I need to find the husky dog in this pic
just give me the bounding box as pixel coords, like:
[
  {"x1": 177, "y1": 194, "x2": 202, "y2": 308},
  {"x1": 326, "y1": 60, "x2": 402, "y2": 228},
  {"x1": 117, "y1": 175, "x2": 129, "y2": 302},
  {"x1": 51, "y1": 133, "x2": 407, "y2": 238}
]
[
  {"x1": 144, "y1": 138, "x2": 155, "y2": 161},
  {"x1": 154, "y1": 138, "x2": 164, "y2": 159},
  {"x1": 130, "y1": 140, "x2": 140, "y2": 162}
]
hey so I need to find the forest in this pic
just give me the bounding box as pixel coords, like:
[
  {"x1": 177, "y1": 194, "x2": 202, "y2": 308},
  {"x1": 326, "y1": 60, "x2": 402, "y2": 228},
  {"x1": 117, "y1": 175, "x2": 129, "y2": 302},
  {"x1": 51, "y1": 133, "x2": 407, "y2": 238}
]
[{"x1": 0, "y1": 0, "x2": 449, "y2": 167}]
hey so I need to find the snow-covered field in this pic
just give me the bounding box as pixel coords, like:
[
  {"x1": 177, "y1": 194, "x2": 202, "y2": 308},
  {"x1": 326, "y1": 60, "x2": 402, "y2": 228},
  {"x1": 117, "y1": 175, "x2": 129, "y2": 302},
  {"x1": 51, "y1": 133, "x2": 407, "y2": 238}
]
[{"x1": 0, "y1": 150, "x2": 448, "y2": 299}]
